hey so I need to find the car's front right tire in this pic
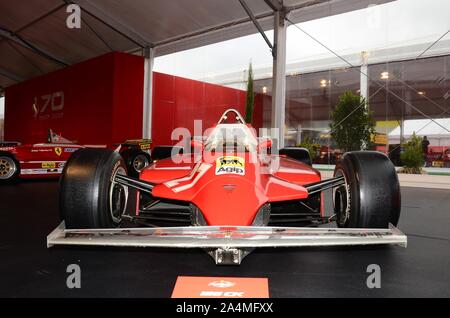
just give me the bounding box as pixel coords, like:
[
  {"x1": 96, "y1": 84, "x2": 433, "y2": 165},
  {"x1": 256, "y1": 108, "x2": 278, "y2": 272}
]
[
  {"x1": 60, "y1": 148, "x2": 128, "y2": 229},
  {"x1": 333, "y1": 151, "x2": 401, "y2": 228}
]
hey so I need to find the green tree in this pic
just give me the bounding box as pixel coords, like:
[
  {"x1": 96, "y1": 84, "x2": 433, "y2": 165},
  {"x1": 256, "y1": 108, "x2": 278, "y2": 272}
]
[
  {"x1": 330, "y1": 91, "x2": 375, "y2": 152},
  {"x1": 245, "y1": 63, "x2": 254, "y2": 124},
  {"x1": 400, "y1": 133, "x2": 424, "y2": 174}
]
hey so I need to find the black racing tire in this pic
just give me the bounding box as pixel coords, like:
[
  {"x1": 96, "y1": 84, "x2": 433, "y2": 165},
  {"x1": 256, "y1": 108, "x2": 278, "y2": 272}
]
[
  {"x1": 0, "y1": 152, "x2": 20, "y2": 184},
  {"x1": 333, "y1": 151, "x2": 401, "y2": 228},
  {"x1": 279, "y1": 147, "x2": 312, "y2": 166},
  {"x1": 60, "y1": 148, "x2": 128, "y2": 229},
  {"x1": 121, "y1": 149, "x2": 151, "y2": 177}
]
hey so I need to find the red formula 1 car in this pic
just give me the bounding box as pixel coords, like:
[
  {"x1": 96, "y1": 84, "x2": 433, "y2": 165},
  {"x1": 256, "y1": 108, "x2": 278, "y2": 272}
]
[
  {"x1": 48, "y1": 109, "x2": 406, "y2": 264},
  {"x1": 0, "y1": 130, "x2": 152, "y2": 183}
]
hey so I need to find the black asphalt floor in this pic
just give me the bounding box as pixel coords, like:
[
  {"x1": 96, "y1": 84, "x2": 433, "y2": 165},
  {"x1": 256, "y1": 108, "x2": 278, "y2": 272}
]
[{"x1": 0, "y1": 180, "x2": 449, "y2": 297}]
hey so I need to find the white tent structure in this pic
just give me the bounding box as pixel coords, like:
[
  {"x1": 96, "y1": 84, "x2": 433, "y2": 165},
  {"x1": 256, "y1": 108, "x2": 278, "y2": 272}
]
[{"x1": 389, "y1": 119, "x2": 450, "y2": 146}]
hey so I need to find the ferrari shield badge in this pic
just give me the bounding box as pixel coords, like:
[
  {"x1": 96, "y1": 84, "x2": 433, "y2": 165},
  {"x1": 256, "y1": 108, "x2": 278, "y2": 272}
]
[
  {"x1": 216, "y1": 156, "x2": 245, "y2": 176},
  {"x1": 54, "y1": 147, "x2": 62, "y2": 156}
]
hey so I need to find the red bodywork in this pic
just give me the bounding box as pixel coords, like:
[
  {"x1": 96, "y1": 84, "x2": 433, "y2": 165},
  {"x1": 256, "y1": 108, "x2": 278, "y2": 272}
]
[
  {"x1": 138, "y1": 115, "x2": 322, "y2": 226},
  {"x1": 0, "y1": 140, "x2": 91, "y2": 179},
  {"x1": 426, "y1": 146, "x2": 450, "y2": 167},
  {"x1": 0, "y1": 132, "x2": 151, "y2": 179}
]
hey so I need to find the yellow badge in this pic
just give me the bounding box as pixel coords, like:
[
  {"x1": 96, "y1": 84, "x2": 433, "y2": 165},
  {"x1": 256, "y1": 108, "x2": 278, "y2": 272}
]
[
  {"x1": 42, "y1": 162, "x2": 56, "y2": 169},
  {"x1": 139, "y1": 143, "x2": 151, "y2": 150},
  {"x1": 215, "y1": 156, "x2": 245, "y2": 175},
  {"x1": 54, "y1": 147, "x2": 62, "y2": 156}
]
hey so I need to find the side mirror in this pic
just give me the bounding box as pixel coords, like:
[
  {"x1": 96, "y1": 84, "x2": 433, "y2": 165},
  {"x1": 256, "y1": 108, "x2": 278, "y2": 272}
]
[
  {"x1": 191, "y1": 139, "x2": 204, "y2": 152},
  {"x1": 258, "y1": 139, "x2": 272, "y2": 152}
]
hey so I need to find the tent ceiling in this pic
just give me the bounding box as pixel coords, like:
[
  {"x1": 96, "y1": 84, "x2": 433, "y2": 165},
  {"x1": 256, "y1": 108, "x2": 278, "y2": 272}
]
[{"x1": 0, "y1": 0, "x2": 394, "y2": 91}]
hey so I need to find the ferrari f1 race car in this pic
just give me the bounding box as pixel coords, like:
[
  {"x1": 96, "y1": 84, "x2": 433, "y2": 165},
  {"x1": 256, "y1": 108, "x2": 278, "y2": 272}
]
[
  {"x1": 48, "y1": 109, "x2": 406, "y2": 265},
  {"x1": 0, "y1": 130, "x2": 152, "y2": 183}
]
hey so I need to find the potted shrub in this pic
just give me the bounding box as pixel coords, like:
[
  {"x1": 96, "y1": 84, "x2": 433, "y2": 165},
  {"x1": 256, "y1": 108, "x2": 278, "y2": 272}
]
[
  {"x1": 400, "y1": 133, "x2": 425, "y2": 174},
  {"x1": 330, "y1": 91, "x2": 375, "y2": 152}
]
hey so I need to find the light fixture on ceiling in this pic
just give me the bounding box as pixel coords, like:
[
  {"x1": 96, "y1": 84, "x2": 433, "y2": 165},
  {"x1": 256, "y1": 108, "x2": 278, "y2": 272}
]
[
  {"x1": 262, "y1": 86, "x2": 268, "y2": 94},
  {"x1": 320, "y1": 79, "x2": 327, "y2": 88},
  {"x1": 418, "y1": 91, "x2": 425, "y2": 96},
  {"x1": 381, "y1": 71, "x2": 389, "y2": 80}
]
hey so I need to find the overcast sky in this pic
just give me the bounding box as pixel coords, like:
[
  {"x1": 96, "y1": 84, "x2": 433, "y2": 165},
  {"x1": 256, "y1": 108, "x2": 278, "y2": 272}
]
[{"x1": 154, "y1": 0, "x2": 450, "y2": 80}]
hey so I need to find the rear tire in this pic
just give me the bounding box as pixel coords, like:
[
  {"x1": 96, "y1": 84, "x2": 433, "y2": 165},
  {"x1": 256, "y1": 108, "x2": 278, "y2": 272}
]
[
  {"x1": 121, "y1": 149, "x2": 151, "y2": 177},
  {"x1": 60, "y1": 148, "x2": 128, "y2": 229},
  {"x1": 333, "y1": 151, "x2": 401, "y2": 228},
  {"x1": 0, "y1": 152, "x2": 20, "y2": 184}
]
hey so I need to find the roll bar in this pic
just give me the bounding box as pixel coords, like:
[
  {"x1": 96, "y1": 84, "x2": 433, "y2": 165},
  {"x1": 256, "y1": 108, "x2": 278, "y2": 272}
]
[{"x1": 218, "y1": 108, "x2": 246, "y2": 124}]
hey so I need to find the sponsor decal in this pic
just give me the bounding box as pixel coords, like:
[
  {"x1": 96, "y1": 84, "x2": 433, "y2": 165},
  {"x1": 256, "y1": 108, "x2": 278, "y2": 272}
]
[
  {"x1": 171, "y1": 276, "x2": 269, "y2": 298},
  {"x1": 64, "y1": 147, "x2": 78, "y2": 153},
  {"x1": 215, "y1": 156, "x2": 245, "y2": 176},
  {"x1": 42, "y1": 162, "x2": 56, "y2": 169},
  {"x1": 31, "y1": 149, "x2": 52, "y2": 153},
  {"x1": 0, "y1": 147, "x2": 14, "y2": 151},
  {"x1": 432, "y1": 161, "x2": 444, "y2": 167},
  {"x1": 21, "y1": 168, "x2": 63, "y2": 175},
  {"x1": 54, "y1": 147, "x2": 62, "y2": 156},
  {"x1": 139, "y1": 143, "x2": 151, "y2": 150}
]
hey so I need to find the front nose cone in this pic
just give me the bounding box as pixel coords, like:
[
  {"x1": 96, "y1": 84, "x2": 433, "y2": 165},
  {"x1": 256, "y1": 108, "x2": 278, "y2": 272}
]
[{"x1": 191, "y1": 177, "x2": 266, "y2": 226}]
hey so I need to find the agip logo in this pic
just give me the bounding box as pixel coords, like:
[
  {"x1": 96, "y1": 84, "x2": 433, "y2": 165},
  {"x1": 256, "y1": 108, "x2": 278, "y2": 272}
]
[{"x1": 215, "y1": 156, "x2": 245, "y2": 176}]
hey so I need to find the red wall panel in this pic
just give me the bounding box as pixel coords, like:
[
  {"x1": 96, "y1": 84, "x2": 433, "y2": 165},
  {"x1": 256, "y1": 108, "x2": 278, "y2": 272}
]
[
  {"x1": 111, "y1": 53, "x2": 145, "y2": 142},
  {"x1": 151, "y1": 72, "x2": 263, "y2": 146}
]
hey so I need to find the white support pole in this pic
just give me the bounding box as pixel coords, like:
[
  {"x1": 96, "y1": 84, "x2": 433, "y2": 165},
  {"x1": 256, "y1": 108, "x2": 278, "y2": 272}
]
[
  {"x1": 143, "y1": 46, "x2": 154, "y2": 139},
  {"x1": 360, "y1": 51, "x2": 369, "y2": 150},
  {"x1": 271, "y1": 10, "x2": 287, "y2": 149},
  {"x1": 360, "y1": 51, "x2": 369, "y2": 106}
]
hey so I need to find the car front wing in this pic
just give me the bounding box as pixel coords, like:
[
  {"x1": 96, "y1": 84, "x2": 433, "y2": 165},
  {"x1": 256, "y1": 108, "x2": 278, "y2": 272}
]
[{"x1": 47, "y1": 222, "x2": 407, "y2": 265}]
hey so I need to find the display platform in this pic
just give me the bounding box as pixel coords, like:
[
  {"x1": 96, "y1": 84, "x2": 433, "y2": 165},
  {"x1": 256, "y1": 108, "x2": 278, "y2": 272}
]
[{"x1": 0, "y1": 180, "x2": 449, "y2": 297}]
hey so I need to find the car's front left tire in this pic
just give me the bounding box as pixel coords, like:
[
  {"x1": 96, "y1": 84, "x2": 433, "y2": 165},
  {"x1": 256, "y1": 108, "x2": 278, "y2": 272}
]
[
  {"x1": 0, "y1": 152, "x2": 20, "y2": 184},
  {"x1": 60, "y1": 148, "x2": 128, "y2": 229}
]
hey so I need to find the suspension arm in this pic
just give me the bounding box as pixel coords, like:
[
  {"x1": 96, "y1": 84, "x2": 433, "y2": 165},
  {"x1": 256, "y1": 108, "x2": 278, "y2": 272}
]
[
  {"x1": 304, "y1": 176, "x2": 345, "y2": 195},
  {"x1": 114, "y1": 174, "x2": 154, "y2": 194}
]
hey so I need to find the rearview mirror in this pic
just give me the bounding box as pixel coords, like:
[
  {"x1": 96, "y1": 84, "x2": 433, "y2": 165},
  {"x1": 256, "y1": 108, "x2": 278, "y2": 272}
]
[
  {"x1": 191, "y1": 139, "x2": 204, "y2": 152},
  {"x1": 258, "y1": 139, "x2": 272, "y2": 152}
]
